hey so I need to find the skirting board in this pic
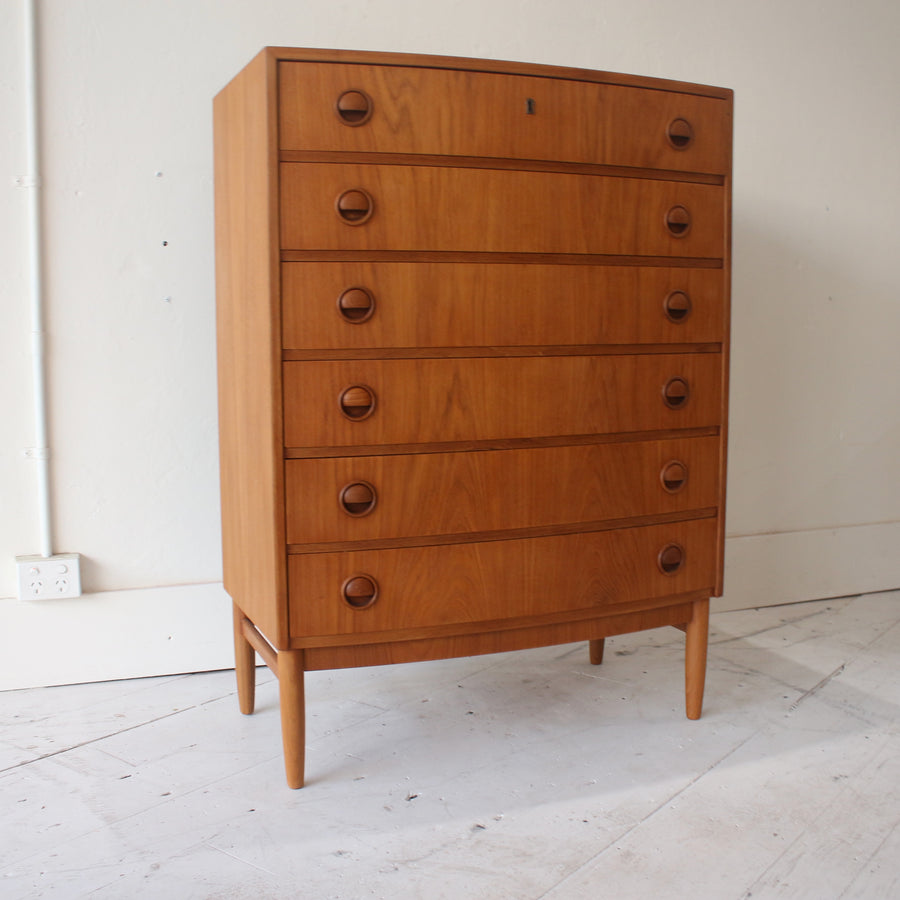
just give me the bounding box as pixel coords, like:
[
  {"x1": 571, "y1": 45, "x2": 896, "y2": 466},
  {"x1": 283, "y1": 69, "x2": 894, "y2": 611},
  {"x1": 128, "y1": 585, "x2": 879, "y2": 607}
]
[
  {"x1": 0, "y1": 582, "x2": 235, "y2": 692},
  {"x1": 717, "y1": 520, "x2": 900, "y2": 612},
  {"x1": 2, "y1": 521, "x2": 897, "y2": 690}
]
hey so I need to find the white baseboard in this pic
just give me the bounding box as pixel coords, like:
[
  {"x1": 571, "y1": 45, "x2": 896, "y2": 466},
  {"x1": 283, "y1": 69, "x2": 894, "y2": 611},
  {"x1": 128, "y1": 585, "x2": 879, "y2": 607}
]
[
  {"x1": 717, "y1": 520, "x2": 900, "y2": 612},
  {"x1": 0, "y1": 582, "x2": 235, "y2": 691},
  {"x1": 3, "y1": 523, "x2": 898, "y2": 690}
]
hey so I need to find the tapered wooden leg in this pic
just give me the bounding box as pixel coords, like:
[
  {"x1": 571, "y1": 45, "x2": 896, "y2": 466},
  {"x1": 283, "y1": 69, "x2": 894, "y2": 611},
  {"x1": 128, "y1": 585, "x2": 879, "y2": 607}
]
[
  {"x1": 278, "y1": 649, "x2": 306, "y2": 789},
  {"x1": 685, "y1": 598, "x2": 710, "y2": 720},
  {"x1": 589, "y1": 638, "x2": 605, "y2": 665},
  {"x1": 232, "y1": 602, "x2": 255, "y2": 715}
]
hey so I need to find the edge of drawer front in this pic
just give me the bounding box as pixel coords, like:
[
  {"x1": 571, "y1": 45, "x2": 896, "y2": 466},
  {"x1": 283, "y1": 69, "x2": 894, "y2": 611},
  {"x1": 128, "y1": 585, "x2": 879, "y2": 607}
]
[
  {"x1": 283, "y1": 354, "x2": 723, "y2": 449},
  {"x1": 301, "y1": 598, "x2": 702, "y2": 667},
  {"x1": 278, "y1": 62, "x2": 731, "y2": 175},
  {"x1": 285, "y1": 436, "x2": 721, "y2": 545},
  {"x1": 280, "y1": 164, "x2": 725, "y2": 258},
  {"x1": 282, "y1": 263, "x2": 726, "y2": 349},
  {"x1": 288, "y1": 518, "x2": 718, "y2": 639}
]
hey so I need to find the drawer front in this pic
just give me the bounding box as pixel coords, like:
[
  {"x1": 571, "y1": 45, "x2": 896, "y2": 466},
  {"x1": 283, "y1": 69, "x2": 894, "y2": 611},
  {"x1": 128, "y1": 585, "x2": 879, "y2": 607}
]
[
  {"x1": 280, "y1": 164, "x2": 725, "y2": 258},
  {"x1": 288, "y1": 518, "x2": 719, "y2": 638},
  {"x1": 278, "y1": 62, "x2": 731, "y2": 174},
  {"x1": 283, "y1": 354, "x2": 724, "y2": 448},
  {"x1": 282, "y1": 263, "x2": 725, "y2": 350},
  {"x1": 285, "y1": 436, "x2": 721, "y2": 545}
]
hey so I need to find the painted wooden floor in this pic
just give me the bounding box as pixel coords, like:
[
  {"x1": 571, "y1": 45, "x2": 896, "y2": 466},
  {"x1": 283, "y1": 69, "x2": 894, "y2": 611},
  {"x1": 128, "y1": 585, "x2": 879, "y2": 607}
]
[{"x1": 2, "y1": 590, "x2": 899, "y2": 899}]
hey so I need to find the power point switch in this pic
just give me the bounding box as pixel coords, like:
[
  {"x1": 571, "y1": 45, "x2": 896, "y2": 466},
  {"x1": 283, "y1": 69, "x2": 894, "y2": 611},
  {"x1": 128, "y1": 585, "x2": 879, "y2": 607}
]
[{"x1": 15, "y1": 553, "x2": 82, "y2": 600}]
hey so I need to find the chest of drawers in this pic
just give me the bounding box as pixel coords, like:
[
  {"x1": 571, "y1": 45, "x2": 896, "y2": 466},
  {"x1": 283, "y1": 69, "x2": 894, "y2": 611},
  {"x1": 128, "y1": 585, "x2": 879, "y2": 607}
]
[{"x1": 214, "y1": 47, "x2": 732, "y2": 788}]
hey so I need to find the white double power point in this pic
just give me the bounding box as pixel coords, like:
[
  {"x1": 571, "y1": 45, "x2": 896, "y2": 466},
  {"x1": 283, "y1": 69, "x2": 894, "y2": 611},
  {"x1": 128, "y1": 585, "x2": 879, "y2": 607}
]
[{"x1": 16, "y1": 553, "x2": 82, "y2": 600}]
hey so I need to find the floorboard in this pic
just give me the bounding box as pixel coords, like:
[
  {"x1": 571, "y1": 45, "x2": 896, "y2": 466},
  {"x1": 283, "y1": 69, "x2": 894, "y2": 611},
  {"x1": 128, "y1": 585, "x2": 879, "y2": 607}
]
[{"x1": 2, "y1": 591, "x2": 899, "y2": 899}]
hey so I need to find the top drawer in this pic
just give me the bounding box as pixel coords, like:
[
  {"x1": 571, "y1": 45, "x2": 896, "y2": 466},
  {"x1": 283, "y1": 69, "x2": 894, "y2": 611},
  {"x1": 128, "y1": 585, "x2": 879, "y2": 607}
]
[{"x1": 278, "y1": 62, "x2": 731, "y2": 175}]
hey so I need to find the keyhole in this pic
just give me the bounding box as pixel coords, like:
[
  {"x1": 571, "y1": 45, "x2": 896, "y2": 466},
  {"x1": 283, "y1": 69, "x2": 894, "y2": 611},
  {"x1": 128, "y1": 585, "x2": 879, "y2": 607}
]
[{"x1": 526, "y1": 98, "x2": 536, "y2": 115}]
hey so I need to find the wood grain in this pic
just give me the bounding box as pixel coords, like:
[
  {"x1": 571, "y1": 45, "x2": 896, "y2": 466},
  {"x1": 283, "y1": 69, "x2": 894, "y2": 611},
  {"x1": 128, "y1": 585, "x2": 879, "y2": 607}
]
[
  {"x1": 278, "y1": 62, "x2": 732, "y2": 174},
  {"x1": 213, "y1": 51, "x2": 288, "y2": 647},
  {"x1": 284, "y1": 436, "x2": 721, "y2": 544},
  {"x1": 215, "y1": 47, "x2": 732, "y2": 786},
  {"x1": 281, "y1": 262, "x2": 726, "y2": 350},
  {"x1": 288, "y1": 517, "x2": 718, "y2": 638},
  {"x1": 265, "y1": 47, "x2": 733, "y2": 100},
  {"x1": 301, "y1": 599, "x2": 701, "y2": 669},
  {"x1": 283, "y1": 353, "x2": 724, "y2": 448},
  {"x1": 277, "y1": 650, "x2": 305, "y2": 788},
  {"x1": 280, "y1": 164, "x2": 725, "y2": 258}
]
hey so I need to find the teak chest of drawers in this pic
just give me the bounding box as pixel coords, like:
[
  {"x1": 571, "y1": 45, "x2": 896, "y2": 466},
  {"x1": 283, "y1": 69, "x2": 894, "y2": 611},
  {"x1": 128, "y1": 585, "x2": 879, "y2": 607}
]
[{"x1": 213, "y1": 47, "x2": 732, "y2": 788}]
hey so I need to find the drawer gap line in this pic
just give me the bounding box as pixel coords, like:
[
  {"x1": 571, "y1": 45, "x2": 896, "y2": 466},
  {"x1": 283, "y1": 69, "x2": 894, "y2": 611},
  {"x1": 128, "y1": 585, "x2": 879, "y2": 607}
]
[
  {"x1": 282, "y1": 343, "x2": 722, "y2": 361},
  {"x1": 291, "y1": 589, "x2": 713, "y2": 651},
  {"x1": 279, "y1": 250, "x2": 724, "y2": 269},
  {"x1": 283, "y1": 427, "x2": 722, "y2": 459},
  {"x1": 286, "y1": 507, "x2": 719, "y2": 555},
  {"x1": 278, "y1": 150, "x2": 726, "y2": 185}
]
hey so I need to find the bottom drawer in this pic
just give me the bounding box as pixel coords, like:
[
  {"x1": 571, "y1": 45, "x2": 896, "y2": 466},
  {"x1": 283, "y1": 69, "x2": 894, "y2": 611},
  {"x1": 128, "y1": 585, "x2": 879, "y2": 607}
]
[{"x1": 288, "y1": 518, "x2": 719, "y2": 640}]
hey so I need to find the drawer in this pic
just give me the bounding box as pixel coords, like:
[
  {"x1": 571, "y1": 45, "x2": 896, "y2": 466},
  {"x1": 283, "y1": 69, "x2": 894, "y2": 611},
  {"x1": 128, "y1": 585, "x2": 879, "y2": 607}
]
[
  {"x1": 282, "y1": 353, "x2": 724, "y2": 448},
  {"x1": 285, "y1": 436, "x2": 721, "y2": 545},
  {"x1": 282, "y1": 263, "x2": 726, "y2": 350},
  {"x1": 278, "y1": 62, "x2": 731, "y2": 175},
  {"x1": 288, "y1": 517, "x2": 719, "y2": 638},
  {"x1": 280, "y1": 164, "x2": 725, "y2": 258}
]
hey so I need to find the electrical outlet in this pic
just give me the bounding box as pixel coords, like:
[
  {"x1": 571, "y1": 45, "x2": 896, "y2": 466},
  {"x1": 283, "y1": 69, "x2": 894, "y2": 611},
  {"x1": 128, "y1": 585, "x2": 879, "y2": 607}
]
[{"x1": 16, "y1": 553, "x2": 82, "y2": 600}]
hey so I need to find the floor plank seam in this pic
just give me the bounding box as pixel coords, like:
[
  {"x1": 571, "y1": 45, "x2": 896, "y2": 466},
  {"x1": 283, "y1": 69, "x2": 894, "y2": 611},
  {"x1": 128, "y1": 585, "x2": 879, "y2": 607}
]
[
  {"x1": 0, "y1": 706, "x2": 199, "y2": 775},
  {"x1": 533, "y1": 730, "x2": 760, "y2": 898}
]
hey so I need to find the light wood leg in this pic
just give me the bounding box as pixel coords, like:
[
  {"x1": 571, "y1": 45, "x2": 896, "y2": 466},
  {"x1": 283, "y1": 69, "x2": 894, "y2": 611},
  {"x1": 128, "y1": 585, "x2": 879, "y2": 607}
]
[
  {"x1": 232, "y1": 602, "x2": 255, "y2": 715},
  {"x1": 589, "y1": 638, "x2": 605, "y2": 665},
  {"x1": 685, "y1": 598, "x2": 710, "y2": 720},
  {"x1": 278, "y1": 649, "x2": 306, "y2": 789}
]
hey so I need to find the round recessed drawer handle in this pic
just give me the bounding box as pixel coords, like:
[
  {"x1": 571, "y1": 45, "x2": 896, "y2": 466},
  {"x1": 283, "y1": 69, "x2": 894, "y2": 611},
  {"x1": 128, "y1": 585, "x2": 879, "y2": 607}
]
[
  {"x1": 339, "y1": 384, "x2": 376, "y2": 420},
  {"x1": 658, "y1": 543, "x2": 685, "y2": 575},
  {"x1": 665, "y1": 205, "x2": 692, "y2": 238},
  {"x1": 662, "y1": 377, "x2": 690, "y2": 410},
  {"x1": 336, "y1": 189, "x2": 374, "y2": 225},
  {"x1": 663, "y1": 290, "x2": 692, "y2": 323},
  {"x1": 337, "y1": 287, "x2": 376, "y2": 323},
  {"x1": 666, "y1": 117, "x2": 694, "y2": 149},
  {"x1": 341, "y1": 574, "x2": 379, "y2": 609},
  {"x1": 339, "y1": 481, "x2": 377, "y2": 517},
  {"x1": 335, "y1": 89, "x2": 373, "y2": 126},
  {"x1": 660, "y1": 460, "x2": 689, "y2": 493}
]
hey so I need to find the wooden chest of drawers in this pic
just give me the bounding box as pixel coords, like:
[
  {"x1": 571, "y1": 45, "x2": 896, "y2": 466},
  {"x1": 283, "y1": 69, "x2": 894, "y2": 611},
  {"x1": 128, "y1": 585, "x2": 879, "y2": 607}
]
[{"x1": 213, "y1": 47, "x2": 732, "y2": 788}]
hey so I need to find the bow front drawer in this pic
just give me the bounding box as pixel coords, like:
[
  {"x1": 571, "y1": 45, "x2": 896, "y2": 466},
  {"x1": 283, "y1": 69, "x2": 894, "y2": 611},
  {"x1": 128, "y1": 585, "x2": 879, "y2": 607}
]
[
  {"x1": 282, "y1": 263, "x2": 726, "y2": 350},
  {"x1": 285, "y1": 436, "x2": 721, "y2": 545},
  {"x1": 288, "y1": 518, "x2": 719, "y2": 639},
  {"x1": 278, "y1": 62, "x2": 731, "y2": 174},
  {"x1": 280, "y1": 164, "x2": 725, "y2": 257},
  {"x1": 282, "y1": 354, "x2": 724, "y2": 449}
]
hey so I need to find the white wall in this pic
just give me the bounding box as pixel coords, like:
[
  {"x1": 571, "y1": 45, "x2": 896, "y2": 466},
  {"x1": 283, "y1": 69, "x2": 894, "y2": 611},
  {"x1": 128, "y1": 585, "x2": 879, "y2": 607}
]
[{"x1": 2, "y1": 0, "x2": 898, "y2": 689}]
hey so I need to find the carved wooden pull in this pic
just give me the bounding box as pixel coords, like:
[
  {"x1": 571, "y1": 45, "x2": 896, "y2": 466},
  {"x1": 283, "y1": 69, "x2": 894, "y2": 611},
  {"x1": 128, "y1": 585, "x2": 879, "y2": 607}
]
[
  {"x1": 662, "y1": 377, "x2": 690, "y2": 410},
  {"x1": 660, "y1": 460, "x2": 688, "y2": 493},
  {"x1": 341, "y1": 575, "x2": 379, "y2": 609},
  {"x1": 336, "y1": 189, "x2": 374, "y2": 224},
  {"x1": 339, "y1": 385, "x2": 376, "y2": 420},
  {"x1": 658, "y1": 543, "x2": 685, "y2": 575},
  {"x1": 337, "y1": 287, "x2": 375, "y2": 323},
  {"x1": 335, "y1": 89, "x2": 373, "y2": 126},
  {"x1": 663, "y1": 290, "x2": 692, "y2": 323},
  {"x1": 339, "y1": 481, "x2": 377, "y2": 516},
  {"x1": 666, "y1": 117, "x2": 694, "y2": 149},
  {"x1": 665, "y1": 205, "x2": 692, "y2": 237}
]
